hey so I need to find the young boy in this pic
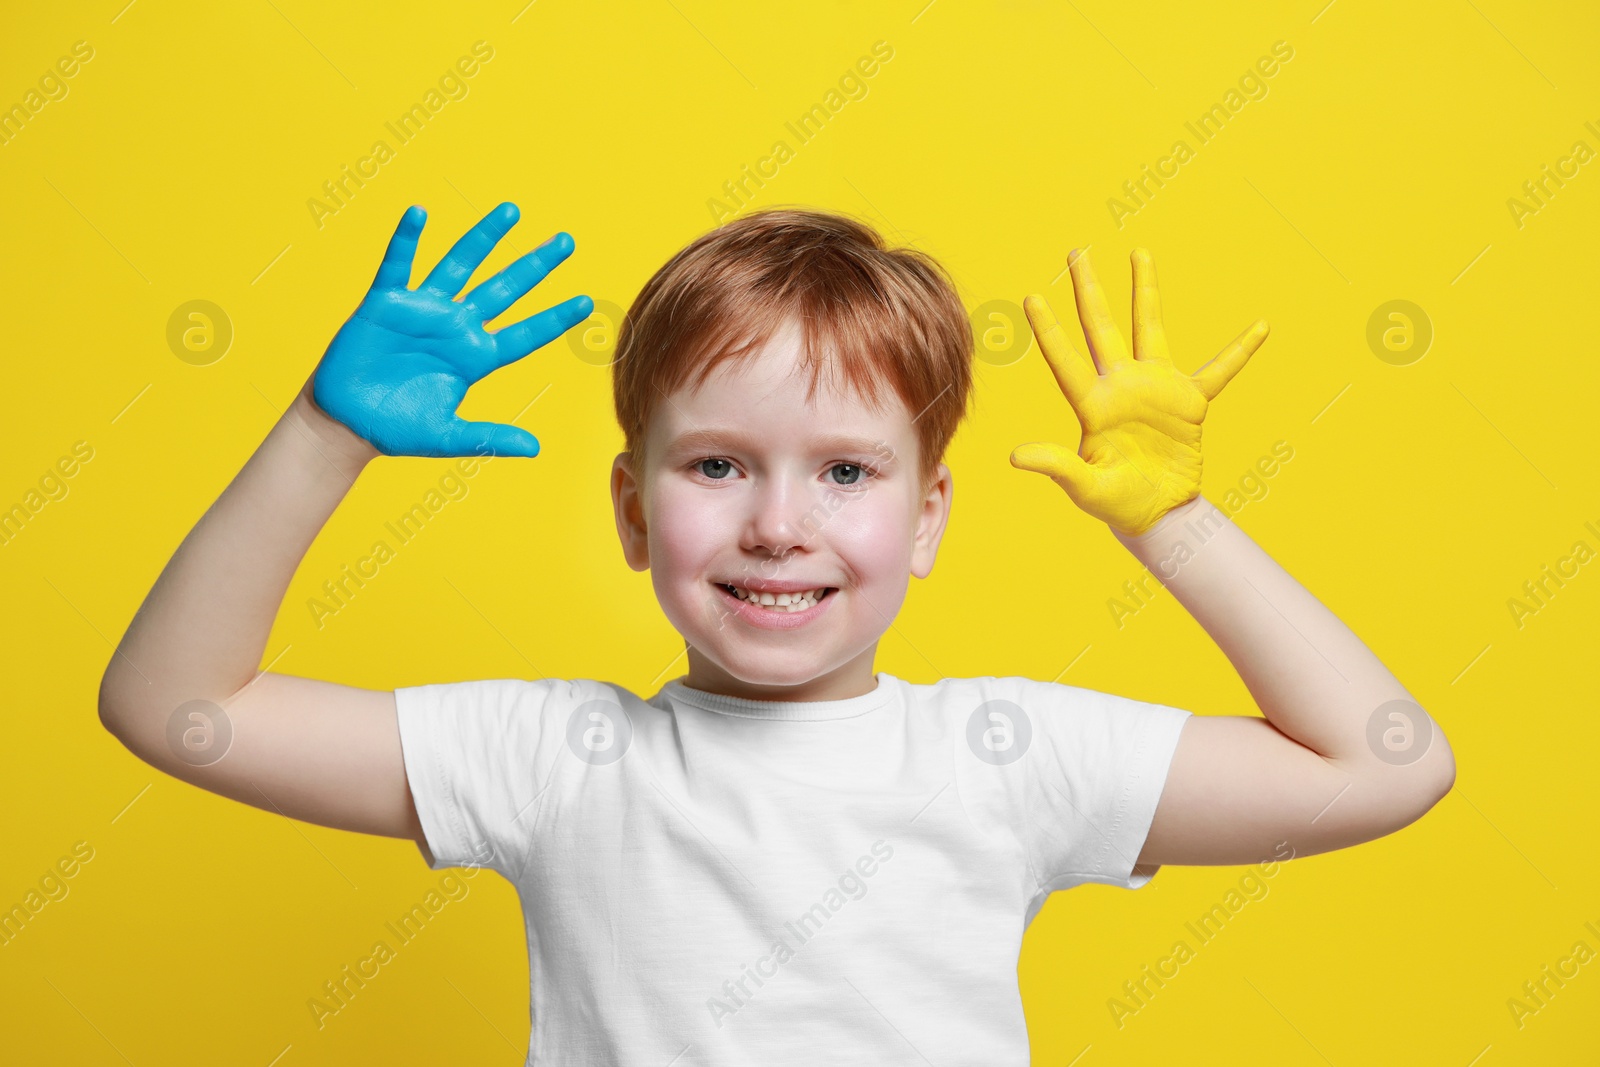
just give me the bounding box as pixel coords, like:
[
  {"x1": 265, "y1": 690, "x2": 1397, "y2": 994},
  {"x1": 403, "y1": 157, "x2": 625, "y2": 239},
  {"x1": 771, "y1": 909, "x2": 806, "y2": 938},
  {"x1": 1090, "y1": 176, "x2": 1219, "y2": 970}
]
[{"x1": 99, "y1": 202, "x2": 1454, "y2": 1064}]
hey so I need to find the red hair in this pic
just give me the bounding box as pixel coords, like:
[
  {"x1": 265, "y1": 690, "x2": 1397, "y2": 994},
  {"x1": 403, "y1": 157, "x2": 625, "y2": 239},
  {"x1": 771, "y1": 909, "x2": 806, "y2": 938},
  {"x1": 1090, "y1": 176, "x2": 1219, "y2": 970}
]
[{"x1": 611, "y1": 207, "x2": 974, "y2": 492}]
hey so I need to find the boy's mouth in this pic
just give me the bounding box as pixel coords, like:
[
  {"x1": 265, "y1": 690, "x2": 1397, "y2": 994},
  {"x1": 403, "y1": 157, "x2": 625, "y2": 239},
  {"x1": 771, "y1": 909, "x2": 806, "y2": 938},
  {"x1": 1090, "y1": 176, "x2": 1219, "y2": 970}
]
[{"x1": 714, "y1": 582, "x2": 836, "y2": 614}]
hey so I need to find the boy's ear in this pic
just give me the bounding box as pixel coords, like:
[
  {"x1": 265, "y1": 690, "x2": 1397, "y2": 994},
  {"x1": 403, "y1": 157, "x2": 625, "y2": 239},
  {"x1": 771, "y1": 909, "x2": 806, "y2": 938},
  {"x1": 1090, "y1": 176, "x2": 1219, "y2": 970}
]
[
  {"x1": 910, "y1": 462, "x2": 953, "y2": 580},
  {"x1": 611, "y1": 452, "x2": 650, "y2": 572}
]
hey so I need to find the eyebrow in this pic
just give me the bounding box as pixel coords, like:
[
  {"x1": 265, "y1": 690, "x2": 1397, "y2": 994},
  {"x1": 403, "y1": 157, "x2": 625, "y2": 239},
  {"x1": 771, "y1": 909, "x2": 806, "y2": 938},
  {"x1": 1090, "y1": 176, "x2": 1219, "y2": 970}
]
[{"x1": 664, "y1": 428, "x2": 897, "y2": 464}]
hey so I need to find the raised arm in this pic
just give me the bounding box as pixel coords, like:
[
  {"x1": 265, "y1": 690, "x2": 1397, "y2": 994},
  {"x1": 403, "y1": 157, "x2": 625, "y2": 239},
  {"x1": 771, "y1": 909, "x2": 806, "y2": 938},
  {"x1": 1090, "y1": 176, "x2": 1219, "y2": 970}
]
[
  {"x1": 98, "y1": 202, "x2": 592, "y2": 841},
  {"x1": 1011, "y1": 248, "x2": 1455, "y2": 867}
]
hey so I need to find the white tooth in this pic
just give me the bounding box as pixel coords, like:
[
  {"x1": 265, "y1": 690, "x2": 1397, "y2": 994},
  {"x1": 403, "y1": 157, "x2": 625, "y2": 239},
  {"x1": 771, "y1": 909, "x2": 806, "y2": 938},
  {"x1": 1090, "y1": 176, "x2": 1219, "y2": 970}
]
[{"x1": 729, "y1": 585, "x2": 828, "y2": 611}]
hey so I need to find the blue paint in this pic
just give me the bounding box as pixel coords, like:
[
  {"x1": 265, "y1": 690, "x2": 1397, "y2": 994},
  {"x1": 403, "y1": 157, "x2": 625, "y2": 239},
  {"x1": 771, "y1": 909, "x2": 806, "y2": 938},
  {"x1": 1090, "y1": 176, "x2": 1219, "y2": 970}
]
[{"x1": 313, "y1": 202, "x2": 592, "y2": 458}]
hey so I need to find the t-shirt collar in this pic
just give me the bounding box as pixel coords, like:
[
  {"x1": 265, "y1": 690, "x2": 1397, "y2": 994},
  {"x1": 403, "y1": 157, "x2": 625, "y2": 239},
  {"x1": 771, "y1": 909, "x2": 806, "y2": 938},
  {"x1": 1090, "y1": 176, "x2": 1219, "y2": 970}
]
[{"x1": 658, "y1": 673, "x2": 896, "y2": 721}]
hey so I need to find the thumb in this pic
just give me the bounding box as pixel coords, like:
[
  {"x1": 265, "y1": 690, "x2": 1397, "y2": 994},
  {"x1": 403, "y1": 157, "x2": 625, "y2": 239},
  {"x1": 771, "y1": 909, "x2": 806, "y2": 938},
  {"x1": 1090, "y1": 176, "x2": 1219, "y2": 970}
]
[
  {"x1": 1011, "y1": 442, "x2": 1100, "y2": 499},
  {"x1": 440, "y1": 417, "x2": 541, "y2": 458}
]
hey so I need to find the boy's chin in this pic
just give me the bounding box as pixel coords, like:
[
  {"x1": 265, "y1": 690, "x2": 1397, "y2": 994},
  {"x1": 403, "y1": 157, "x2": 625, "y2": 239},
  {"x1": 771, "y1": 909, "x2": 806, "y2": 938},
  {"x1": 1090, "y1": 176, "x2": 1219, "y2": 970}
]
[{"x1": 687, "y1": 643, "x2": 836, "y2": 691}]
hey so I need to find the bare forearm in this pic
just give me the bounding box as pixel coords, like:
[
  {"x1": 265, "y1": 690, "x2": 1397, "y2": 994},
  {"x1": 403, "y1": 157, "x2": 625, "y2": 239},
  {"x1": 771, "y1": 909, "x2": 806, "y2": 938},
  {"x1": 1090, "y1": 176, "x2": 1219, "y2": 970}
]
[
  {"x1": 100, "y1": 386, "x2": 376, "y2": 723},
  {"x1": 1112, "y1": 495, "x2": 1451, "y2": 780}
]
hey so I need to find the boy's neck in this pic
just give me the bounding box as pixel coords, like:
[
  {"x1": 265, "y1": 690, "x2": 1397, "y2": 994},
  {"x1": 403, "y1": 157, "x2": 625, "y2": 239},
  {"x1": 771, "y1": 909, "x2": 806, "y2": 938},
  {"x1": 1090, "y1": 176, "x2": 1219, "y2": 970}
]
[{"x1": 680, "y1": 646, "x2": 880, "y2": 702}]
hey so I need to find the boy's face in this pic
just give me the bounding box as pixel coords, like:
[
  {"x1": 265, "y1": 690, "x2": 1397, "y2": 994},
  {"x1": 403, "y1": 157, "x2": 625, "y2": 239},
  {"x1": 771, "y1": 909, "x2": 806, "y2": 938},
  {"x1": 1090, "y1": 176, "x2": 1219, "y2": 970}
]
[{"x1": 610, "y1": 320, "x2": 952, "y2": 701}]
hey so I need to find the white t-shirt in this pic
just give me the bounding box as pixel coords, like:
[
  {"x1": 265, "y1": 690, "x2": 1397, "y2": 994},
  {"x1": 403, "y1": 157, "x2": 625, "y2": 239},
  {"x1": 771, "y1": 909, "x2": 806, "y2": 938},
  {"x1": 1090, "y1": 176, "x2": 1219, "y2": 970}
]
[{"x1": 394, "y1": 671, "x2": 1191, "y2": 1065}]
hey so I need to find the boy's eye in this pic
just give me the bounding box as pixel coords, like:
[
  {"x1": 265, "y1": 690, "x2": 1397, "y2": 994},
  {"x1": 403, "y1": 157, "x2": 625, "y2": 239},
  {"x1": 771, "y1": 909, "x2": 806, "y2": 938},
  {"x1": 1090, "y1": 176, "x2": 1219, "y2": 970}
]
[
  {"x1": 693, "y1": 458, "x2": 873, "y2": 484},
  {"x1": 828, "y1": 463, "x2": 864, "y2": 486}
]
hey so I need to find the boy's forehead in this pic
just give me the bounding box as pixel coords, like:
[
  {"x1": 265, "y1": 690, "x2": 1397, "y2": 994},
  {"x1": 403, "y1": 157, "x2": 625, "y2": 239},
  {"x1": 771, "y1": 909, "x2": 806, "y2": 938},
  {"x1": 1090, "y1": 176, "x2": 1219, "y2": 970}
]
[{"x1": 649, "y1": 332, "x2": 913, "y2": 454}]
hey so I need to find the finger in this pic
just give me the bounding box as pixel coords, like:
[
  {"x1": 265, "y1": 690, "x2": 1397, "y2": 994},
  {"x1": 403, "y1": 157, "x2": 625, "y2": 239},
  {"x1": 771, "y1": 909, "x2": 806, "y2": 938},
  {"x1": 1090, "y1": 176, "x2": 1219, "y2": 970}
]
[
  {"x1": 1130, "y1": 248, "x2": 1172, "y2": 364},
  {"x1": 1010, "y1": 441, "x2": 1108, "y2": 501},
  {"x1": 419, "y1": 201, "x2": 521, "y2": 299},
  {"x1": 462, "y1": 232, "x2": 575, "y2": 322},
  {"x1": 1193, "y1": 319, "x2": 1269, "y2": 400},
  {"x1": 437, "y1": 417, "x2": 541, "y2": 459},
  {"x1": 1067, "y1": 248, "x2": 1133, "y2": 372},
  {"x1": 489, "y1": 294, "x2": 597, "y2": 369},
  {"x1": 371, "y1": 205, "x2": 426, "y2": 291},
  {"x1": 1023, "y1": 293, "x2": 1096, "y2": 411}
]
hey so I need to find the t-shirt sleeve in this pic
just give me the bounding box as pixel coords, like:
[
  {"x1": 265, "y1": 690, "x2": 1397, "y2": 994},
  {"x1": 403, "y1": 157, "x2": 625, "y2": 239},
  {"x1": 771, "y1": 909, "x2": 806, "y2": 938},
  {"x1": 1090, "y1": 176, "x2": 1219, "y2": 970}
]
[
  {"x1": 1010, "y1": 678, "x2": 1192, "y2": 893},
  {"x1": 393, "y1": 676, "x2": 579, "y2": 875}
]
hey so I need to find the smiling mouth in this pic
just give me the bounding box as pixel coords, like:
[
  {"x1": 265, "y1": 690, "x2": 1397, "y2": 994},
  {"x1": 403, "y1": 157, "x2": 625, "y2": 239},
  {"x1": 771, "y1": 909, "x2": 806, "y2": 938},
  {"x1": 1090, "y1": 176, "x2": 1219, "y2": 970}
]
[{"x1": 716, "y1": 583, "x2": 836, "y2": 613}]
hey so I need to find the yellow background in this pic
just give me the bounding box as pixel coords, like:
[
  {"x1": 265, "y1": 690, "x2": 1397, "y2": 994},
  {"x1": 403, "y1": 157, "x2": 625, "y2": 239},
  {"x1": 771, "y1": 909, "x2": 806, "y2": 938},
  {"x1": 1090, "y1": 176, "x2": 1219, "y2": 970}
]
[{"x1": 3, "y1": 0, "x2": 1597, "y2": 1062}]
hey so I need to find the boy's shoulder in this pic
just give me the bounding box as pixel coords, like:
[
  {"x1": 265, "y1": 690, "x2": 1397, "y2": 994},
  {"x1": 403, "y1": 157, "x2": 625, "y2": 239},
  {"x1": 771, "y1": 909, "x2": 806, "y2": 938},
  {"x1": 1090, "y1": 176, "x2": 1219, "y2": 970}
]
[
  {"x1": 397, "y1": 675, "x2": 621, "y2": 700},
  {"x1": 393, "y1": 675, "x2": 632, "y2": 733}
]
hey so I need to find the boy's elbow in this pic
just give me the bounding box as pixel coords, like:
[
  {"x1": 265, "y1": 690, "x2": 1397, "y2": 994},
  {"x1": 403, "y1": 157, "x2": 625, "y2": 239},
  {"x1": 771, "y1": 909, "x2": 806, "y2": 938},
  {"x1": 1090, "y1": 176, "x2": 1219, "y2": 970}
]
[
  {"x1": 1348, "y1": 717, "x2": 1456, "y2": 840},
  {"x1": 97, "y1": 666, "x2": 120, "y2": 725},
  {"x1": 98, "y1": 685, "x2": 131, "y2": 747},
  {"x1": 1432, "y1": 741, "x2": 1457, "y2": 800},
  {"x1": 1394, "y1": 722, "x2": 1455, "y2": 827},
  {"x1": 96, "y1": 660, "x2": 144, "y2": 746},
  {"x1": 1433, "y1": 735, "x2": 1459, "y2": 809},
  {"x1": 98, "y1": 683, "x2": 160, "y2": 769},
  {"x1": 1419, "y1": 719, "x2": 1456, "y2": 805}
]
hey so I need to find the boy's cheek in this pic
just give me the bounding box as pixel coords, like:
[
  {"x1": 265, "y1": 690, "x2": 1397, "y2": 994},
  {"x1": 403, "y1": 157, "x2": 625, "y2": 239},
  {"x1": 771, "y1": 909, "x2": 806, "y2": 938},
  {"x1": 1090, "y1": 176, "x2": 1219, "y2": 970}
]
[
  {"x1": 649, "y1": 493, "x2": 741, "y2": 571},
  {"x1": 825, "y1": 500, "x2": 918, "y2": 574}
]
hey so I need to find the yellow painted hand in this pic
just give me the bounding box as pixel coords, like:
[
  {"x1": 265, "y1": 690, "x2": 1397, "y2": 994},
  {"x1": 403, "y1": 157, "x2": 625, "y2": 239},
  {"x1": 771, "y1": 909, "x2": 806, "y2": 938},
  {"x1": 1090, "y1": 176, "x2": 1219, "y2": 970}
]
[{"x1": 1010, "y1": 247, "x2": 1269, "y2": 537}]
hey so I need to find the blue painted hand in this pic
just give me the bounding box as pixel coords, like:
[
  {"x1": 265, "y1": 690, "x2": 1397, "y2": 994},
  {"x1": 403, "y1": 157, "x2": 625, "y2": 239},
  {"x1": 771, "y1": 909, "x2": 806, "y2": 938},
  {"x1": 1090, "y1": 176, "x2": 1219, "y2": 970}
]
[{"x1": 311, "y1": 202, "x2": 593, "y2": 458}]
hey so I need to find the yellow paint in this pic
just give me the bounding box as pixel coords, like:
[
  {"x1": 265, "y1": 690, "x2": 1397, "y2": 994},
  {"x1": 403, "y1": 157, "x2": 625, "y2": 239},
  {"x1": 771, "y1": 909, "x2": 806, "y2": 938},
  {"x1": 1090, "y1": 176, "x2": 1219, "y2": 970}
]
[{"x1": 1012, "y1": 248, "x2": 1269, "y2": 536}]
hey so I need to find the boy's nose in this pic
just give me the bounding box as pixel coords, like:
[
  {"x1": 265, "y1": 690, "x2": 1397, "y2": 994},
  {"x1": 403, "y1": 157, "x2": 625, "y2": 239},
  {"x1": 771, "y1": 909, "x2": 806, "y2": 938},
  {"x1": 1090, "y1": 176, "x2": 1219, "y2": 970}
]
[{"x1": 742, "y1": 475, "x2": 817, "y2": 556}]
